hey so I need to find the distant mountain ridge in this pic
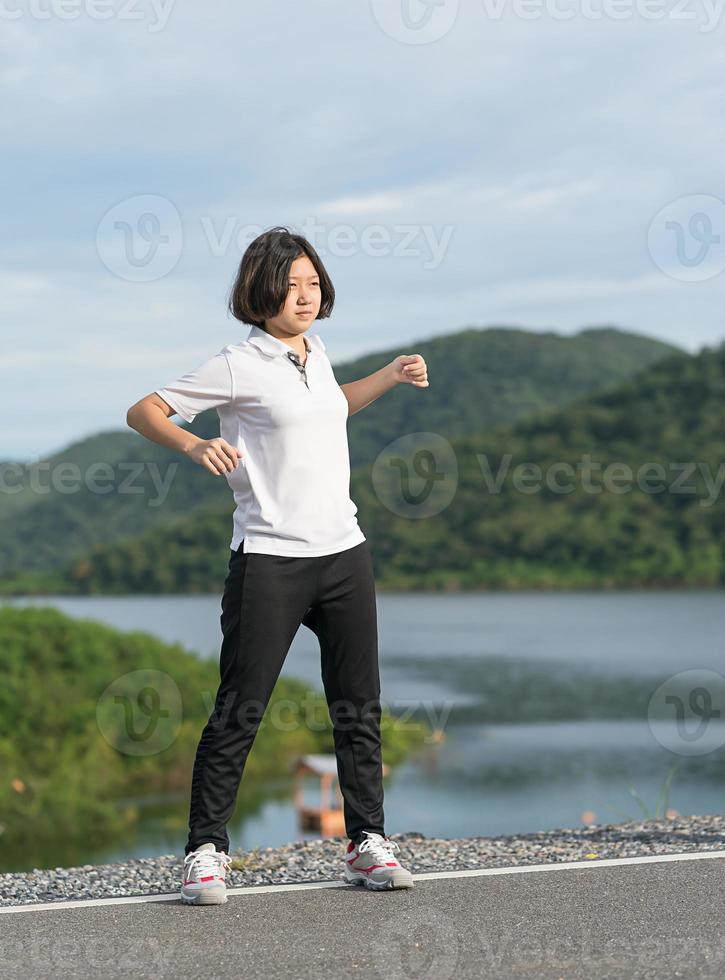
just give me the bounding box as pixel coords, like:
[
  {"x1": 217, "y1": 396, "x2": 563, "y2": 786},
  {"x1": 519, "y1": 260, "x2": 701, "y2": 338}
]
[
  {"x1": 336, "y1": 324, "x2": 681, "y2": 469},
  {"x1": 0, "y1": 324, "x2": 682, "y2": 585},
  {"x1": 46, "y1": 334, "x2": 724, "y2": 594}
]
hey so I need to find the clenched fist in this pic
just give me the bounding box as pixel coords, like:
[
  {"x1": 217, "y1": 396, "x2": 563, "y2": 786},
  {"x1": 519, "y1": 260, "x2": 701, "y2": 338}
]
[
  {"x1": 390, "y1": 353, "x2": 429, "y2": 387},
  {"x1": 188, "y1": 437, "x2": 242, "y2": 476}
]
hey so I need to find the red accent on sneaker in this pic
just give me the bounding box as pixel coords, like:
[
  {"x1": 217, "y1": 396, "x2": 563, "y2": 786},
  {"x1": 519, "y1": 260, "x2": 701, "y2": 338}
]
[{"x1": 350, "y1": 862, "x2": 386, "y2": 874}]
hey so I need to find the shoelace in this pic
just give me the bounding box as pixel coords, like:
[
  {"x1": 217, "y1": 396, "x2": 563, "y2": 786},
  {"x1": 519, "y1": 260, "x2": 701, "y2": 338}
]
[
  {"x1": 184, "y1": 848, "x2": 232, "y2": 881},
  {"x1": 357, "y1": 833, "x2": 400, "y2": 863}
]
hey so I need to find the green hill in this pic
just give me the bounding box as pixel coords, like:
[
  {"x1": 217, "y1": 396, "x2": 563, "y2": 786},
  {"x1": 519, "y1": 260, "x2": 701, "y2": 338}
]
[
  {"x1": 7, "y1": 334, "x2": 725, "y2": 593},
  {"x1": 0, "y1": 325, "x2": 679, "y2": 582},
  {"x1": 337, "y1": 324, "x2": 681, "y2": 469},
  {"x1": 360, "y1": 340, "x2": 725, "y2": 589}
]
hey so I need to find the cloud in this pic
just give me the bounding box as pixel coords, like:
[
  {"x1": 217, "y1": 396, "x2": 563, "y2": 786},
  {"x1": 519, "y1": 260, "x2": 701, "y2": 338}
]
[{"x1": 1, "y1": 2, "x2": 724, "y2": 458}]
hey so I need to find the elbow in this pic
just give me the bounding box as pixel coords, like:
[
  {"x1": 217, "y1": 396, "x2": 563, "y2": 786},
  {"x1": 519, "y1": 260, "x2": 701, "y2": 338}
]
[{"x1": 126, "y1": 403, "x2": 140, "y2": 430}]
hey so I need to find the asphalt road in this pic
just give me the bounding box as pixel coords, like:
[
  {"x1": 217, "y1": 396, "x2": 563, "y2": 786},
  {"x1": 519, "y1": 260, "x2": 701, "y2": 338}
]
[{"x1": 3, "y1": 856, "x2": 725, "y2": 979}]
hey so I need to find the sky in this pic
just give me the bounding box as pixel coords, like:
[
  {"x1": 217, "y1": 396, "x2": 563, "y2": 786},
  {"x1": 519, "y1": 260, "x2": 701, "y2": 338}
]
[{"x1": 2, "y1": 0, "x2": 725, "y2": 461}]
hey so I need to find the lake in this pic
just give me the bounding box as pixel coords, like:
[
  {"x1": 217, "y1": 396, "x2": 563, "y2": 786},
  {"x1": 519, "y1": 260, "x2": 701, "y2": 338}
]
[{"x1": 4, "y1": 590, "x2": 725, "y2": 869}]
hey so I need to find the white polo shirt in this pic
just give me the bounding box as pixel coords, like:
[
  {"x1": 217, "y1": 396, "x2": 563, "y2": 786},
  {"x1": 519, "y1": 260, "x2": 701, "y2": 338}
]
[{"x1": 154, "y1": 324, "x2": 366, "y2": 557}]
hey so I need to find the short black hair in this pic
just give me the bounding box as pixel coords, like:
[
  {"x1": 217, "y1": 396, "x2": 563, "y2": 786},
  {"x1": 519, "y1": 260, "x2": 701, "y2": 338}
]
[{"x1": 227, "y1": 226, "x2": 335, "y2": 327}]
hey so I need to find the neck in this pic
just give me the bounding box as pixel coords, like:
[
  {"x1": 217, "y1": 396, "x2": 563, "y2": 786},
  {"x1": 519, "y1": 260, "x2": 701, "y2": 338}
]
[{"x1": 261, "y1": 324, "x2": 309, "y2": 360}]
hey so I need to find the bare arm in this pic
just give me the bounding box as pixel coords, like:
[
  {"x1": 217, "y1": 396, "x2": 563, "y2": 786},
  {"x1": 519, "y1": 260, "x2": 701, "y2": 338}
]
[
  {"x1": 340, "y1": 364, "x2": 397, "y2": 417},
  {"x1": 126, "y1": 394, "x2": 241, "y2": 475},
  {"x1": 340, "y1": 354, "x2": 429, "y2": 417}
]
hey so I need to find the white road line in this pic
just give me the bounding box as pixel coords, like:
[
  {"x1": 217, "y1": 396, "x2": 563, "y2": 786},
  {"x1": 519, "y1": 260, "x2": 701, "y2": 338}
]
[{"x1": 1, "y1": 849, "x2": 724, "y2": 915}]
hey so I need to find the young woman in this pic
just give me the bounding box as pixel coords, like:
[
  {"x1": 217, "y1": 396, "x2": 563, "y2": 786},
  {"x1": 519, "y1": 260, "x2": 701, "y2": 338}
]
[{"x1": 126, "y1": 227, "x2": 429, "y2": 904}]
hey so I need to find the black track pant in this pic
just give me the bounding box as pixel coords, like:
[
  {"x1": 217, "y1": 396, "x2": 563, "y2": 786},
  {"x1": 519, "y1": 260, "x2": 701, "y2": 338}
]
[{"x1": 185, "y1": 538, "x2": 385, "y2": 855}]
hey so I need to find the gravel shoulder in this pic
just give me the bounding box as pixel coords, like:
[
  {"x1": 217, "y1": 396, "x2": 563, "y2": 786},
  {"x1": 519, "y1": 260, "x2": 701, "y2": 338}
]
[{"x1": 2, "y1": 813, "x2": 724, "y2": 908}]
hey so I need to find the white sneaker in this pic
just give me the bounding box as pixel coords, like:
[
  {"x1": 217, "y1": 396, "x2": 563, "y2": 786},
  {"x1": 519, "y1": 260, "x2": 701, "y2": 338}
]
[
  {"x1": 344, "y1": 831, "x2": 414, "y2": 890},
  {"x1": 180, "y1": 842, "x2": 232, "y2": 905}
]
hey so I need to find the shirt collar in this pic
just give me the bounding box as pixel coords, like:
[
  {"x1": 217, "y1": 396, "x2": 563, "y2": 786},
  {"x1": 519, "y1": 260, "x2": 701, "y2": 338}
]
[{"x1": 246, "y1": 324, "x2": 325, "y2": 358}]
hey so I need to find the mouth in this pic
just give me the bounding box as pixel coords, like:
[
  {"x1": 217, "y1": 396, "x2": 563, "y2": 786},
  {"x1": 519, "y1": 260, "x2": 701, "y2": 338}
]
[{"x1": 296, "y1": 311, "x2": 314, "y2": 317}]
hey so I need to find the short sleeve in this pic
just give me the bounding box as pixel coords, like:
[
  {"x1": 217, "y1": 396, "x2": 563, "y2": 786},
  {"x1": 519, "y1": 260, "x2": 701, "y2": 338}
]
[{"x1": 155, "y1": 350, "x2": 233, "y2": 423}]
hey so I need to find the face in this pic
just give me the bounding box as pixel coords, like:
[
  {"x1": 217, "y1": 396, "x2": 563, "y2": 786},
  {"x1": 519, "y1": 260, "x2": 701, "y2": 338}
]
[{"x1": 266, "y1": 253, "x2": 321, "y2": 337}]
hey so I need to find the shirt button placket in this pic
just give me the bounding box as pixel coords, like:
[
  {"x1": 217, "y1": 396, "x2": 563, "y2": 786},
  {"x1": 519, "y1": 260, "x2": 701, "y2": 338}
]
[{"x1": 286, "y1": 350, "x2": 310, "y2": 390}]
